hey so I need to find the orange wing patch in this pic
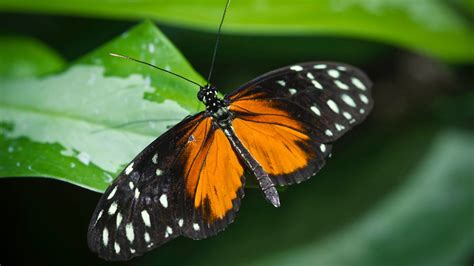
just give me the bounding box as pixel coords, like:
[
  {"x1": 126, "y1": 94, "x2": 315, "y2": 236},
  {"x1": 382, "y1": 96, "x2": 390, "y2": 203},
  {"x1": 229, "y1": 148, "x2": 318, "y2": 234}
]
[
  {"x1": 180, "y1": 118, "x2": 244, "y2": 222},
  {"x1": 230, "y1": 99, "x2": 314, "y2": 176}
]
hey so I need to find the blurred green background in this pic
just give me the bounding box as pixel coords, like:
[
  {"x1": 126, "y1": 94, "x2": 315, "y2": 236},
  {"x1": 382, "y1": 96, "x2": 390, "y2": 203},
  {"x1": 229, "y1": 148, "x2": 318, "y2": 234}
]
[{"x1": 0, "y1": 0, "x2": 473, "y2": 265}]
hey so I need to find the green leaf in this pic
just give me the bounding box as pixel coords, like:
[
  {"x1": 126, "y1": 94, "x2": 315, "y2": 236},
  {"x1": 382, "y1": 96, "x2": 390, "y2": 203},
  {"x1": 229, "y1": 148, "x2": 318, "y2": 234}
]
[
  {"x1": 248, "y1": 130, "x2": 474, "y2": 266},
  {"x1": 0, "y1": 36, "x2": 66, "y2": 78},
  {"x1": 0, "y1": 1, "x2": 472, "y2": 62},
  {"x1": 0, "y1": 21, "x2": 204, "y2": 192}
]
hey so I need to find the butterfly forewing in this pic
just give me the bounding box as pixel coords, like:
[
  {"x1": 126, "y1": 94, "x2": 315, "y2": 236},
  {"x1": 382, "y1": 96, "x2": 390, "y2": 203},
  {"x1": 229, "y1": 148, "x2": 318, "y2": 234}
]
[
  {"x1": 226, "y1": 62, "x2": 372, "y2": 185},
  {"x1": 88, "y1": 113, "x2": 245, "y2": 260}
]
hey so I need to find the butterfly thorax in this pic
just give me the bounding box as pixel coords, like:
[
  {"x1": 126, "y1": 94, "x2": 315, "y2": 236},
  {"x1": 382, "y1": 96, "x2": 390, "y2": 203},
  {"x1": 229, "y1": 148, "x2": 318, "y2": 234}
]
[{"x1": 198, "y1": 84, "x2": 231, "y2": 124}]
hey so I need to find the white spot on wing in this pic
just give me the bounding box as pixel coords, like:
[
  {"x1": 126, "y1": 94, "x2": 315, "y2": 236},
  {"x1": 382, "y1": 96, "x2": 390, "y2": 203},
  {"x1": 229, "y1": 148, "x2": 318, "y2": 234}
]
[
  {"x1": 166, "y1": 226, "x2": 173, "y2": 235},
  {"x1": 126, "y1": 223, "x2": 134, "y2": 242},
  {"x1": 290, "y1": 65, "x2": 303, "y2": 71},
  {"x1": 277, "y1": 80, "x2": 286, "y2": 86},
  {"x1": 306, "y1": 73, "x2": 315, "y2": 79},
  {"x1": 156, "y1": 168, "x2": 163, "y2": 176},
  {"x1": 141, "y1": 210, "x2": 151, "y2": 227},
  {"x1": 134, "y1": 188, "x2": 140, "y2": 199},
  {"x1": 341, "y1": 94, "x2": 356, "y2": 107},
  {"x1": 107, "y1": 186, "x2": 117, "y2": 200},
  {"x1": 178, "y1": 219, "x2": 184, "y2": 227},
  {"x1": 311, "y1": 80, "x2": 323, "y2": 89},
  {"x1": 326, "y1": 99, "x2": 339, "y2": 113},
  {"x1": 325, "y1": 129, "x2": 333, "y2": 137},
  {"x1": 337, "y1": 66, "x2": 347, "y2": 71},
  {"x1": 102, "y1": 228, "x2": 109, "y2": 246},
  {"x1": 360, "y1": 109, "x2": 366, "y2": 114},
  {"x1": 130, "y1": 248, "x2": 136, "y2": 254},
  {"x1": 193, "y1": 223, "x2": 200, "y2": 231},
  {"x1": 288, "y1": 88, "x2": 297, "y2": 95},
  {"x1": 152, "y1": 153, "x2": 158, "y2": 164},
  {"x1": 359, "y1": 94, "x2": 369, "y2": 104},
  {"x1": 352, "y1": 77, "x2": 366, "y2": 90},
  {"x1": 159, "y1": 194, "x2": 168, "y2": 208},
  {"x1": 343, "y1": 112, "x2": 352, "y2": 120},
  {"x1": 310, "y1": 106, "x2": 321, "y2": 116},
  {"x1": 314, "y1": 64, "x2": 327, "y2": 69},
  {"x1": 129, "y1": 181, "x2": 134, "y2": 190},
  {"x1": 334, "y1": 80, "x2": 349, "y2": 90},
  {"x1": 114, "y1": 242, "x2": 121, "y2": 254},
  {"x1": 328, "y1": 69, "x2": 340, "y2": 78},
  {"x1": 144, "y1": 232, "x2": 150, "y2": 242},
  {"x1": 95, "y1": 210, "x2": 103, "y2": 224},
  {"x1": 320, "y1": 144, "x2": 326, "y2": 153},
  {"x1": 335, "y1": 123, "x2": 345, "y2": 131},
  {"x1": 125, "y1": 162, "x2": 134, "y2": 175},
  {"x1": 116, "y1": 212, "x2": 123, "y2": 228},
  {"x1": 108, "y1": 202, "x2": 118, "y2": 215}
]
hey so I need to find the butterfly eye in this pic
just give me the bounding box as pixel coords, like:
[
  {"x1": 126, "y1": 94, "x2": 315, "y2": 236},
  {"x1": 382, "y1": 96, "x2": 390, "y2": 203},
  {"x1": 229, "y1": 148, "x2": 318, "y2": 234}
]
[{"x1": 197, "y1": 90, "x2": 205, "y2": 101}]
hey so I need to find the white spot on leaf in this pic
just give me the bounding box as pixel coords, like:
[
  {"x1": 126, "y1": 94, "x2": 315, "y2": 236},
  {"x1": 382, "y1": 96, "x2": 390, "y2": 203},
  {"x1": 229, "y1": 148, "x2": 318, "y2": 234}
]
[{"x1": 77, "y1": 152, "x2": 90, "y2": 165}]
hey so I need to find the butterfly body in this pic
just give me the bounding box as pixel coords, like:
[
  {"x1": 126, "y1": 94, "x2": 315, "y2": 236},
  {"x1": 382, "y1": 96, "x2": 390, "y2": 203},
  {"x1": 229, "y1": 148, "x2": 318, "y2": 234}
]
[{"x1": 88, "y1": 62, "x2": 373, "y2": 260}]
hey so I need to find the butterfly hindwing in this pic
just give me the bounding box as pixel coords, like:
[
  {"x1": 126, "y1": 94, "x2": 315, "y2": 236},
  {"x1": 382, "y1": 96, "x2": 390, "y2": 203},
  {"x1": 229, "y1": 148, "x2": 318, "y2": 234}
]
[
  {"x1": 227, "y1": 62, "x2": 372, "y2": 185},
  {"x1": 88, "y1": 113, "x2": 245, "y2": 260}
]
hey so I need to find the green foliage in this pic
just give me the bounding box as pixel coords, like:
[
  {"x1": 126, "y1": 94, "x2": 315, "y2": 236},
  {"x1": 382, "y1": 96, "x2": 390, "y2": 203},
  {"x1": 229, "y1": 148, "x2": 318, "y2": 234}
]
[
  {"x1": 0, "y1": 36, "x2": 66, "y2": 78},
  {"x1": 0, "y1": 22, "x2": 204, "y2": 192},
  {"x1": 0, "y1": 0, "x2": 472, "y2": 62}
]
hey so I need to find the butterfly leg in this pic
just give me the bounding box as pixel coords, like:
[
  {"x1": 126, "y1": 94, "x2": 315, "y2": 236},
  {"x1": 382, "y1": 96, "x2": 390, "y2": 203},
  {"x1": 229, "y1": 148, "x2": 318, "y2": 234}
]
[{"x1": 222, "y1": 126, "x2": 281, "y2": 207}]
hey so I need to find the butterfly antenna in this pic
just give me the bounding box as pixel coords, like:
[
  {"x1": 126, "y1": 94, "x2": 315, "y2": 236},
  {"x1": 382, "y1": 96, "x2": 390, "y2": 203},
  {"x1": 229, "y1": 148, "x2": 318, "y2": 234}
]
[
  {"x1": 206, "y1": 0, "x2": 231, "y2": 84},
  {"x1": 109, "y1": 53, "x2": 203, "y2": 87}
]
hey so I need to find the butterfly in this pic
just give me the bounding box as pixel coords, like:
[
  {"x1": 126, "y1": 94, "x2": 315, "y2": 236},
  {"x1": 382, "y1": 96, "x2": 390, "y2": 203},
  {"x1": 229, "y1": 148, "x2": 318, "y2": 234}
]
[
  {"x1": 87, "y1": 59, "x2": 373, "y2": 260},
  {"x1": 87, "y1": 0, "x2": 373, "y2": 261}
]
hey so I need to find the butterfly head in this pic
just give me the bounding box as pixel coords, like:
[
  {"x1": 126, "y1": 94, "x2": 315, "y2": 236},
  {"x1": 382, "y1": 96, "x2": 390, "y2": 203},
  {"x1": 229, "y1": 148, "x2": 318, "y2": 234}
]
[{"x1": 198, "y1": 84, "x2": 228, "y2": 115}]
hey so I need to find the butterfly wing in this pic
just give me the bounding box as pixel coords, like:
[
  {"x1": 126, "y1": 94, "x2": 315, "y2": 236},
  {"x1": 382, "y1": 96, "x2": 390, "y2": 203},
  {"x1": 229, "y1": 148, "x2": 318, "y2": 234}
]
[
  {"x1": 88, "y1": 113, "x2": 245, "y2": 261},
  {"x1": 227, "y1": 62, "x2": 373, "y2": 186}
]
